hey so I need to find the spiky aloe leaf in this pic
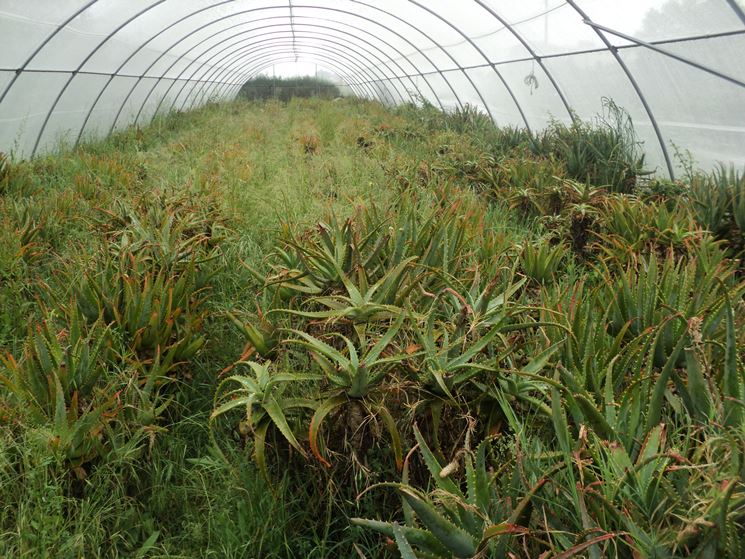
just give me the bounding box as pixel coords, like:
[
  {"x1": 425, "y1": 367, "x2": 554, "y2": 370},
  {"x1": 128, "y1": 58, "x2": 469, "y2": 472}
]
[
  {"x1": 262, "y1": 395, "x2": 305, "y2": 456},
  {"x1": 376, "y1": 404, "x2": 403, "y2": 471},
  {"x1": 722, "y1": 296, "x2": 743, "y2": 428},
  {"x1": 399, "y1": 487, "x2": 477, "y2": 558},
  {"x1": 551, "y1": 381, "x2": 572, "y2": 457},
  {"x1": 645, "y1": 316, "x2": 689, "y2": 433},
  {"x1": 683, "y1": 349, "x2": 712, "y2": 420},
  {"x1": 392, "y1": 522, "x2": 419, "y2": 559},
  {"x1": 412, "y1": 425, "x2": 461, "y2": 496},
  {"x1": 635, "y1": 423, "x2": 666, "y2": 504},
  {"x1": 573, "y1": 392, "x2": 616, "y2": 441},
  {"x1": 552, "y1": 533, "x2": 619, "y2": 559},
  {"x1": 308, "y1": 393, "x2": 347, "y2": 467},
  {"x1": 350, "y1": 518, "x2": 450, "y2": 557},
  {"x1": 365, "y1": 311, "x2": 406, "y2": 365},
  {"x1": 253, "y1": 420, "x2": 271, "y2": 482},
  {"x1": 521, "y1": 342, "x2": 561, "y2": 376}
]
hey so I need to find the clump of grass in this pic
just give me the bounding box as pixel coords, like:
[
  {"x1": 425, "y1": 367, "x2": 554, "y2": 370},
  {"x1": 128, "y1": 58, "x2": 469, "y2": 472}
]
[{"x1": 538, "y1": 98, "x2": 650, "y2": 193}]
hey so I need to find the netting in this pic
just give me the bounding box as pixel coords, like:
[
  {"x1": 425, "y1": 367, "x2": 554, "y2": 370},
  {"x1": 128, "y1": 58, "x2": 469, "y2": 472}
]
[{"x1": 1, "y1": 0, "x2": 743, "y2": 176}]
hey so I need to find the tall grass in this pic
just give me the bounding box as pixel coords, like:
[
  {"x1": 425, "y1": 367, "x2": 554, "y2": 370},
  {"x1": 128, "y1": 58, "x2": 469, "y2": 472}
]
[{"x1": 1, "y1": 96, "x2": 743, "y2": 558}]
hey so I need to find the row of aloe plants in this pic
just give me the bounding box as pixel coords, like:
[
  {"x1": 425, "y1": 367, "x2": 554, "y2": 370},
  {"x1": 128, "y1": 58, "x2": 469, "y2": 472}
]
[
  {"x1": 212, "y1": 163, "x2": 745, "y2": 557},
  {"x1": 0, "y1": 189, "x2": 224, "y2": 473}
]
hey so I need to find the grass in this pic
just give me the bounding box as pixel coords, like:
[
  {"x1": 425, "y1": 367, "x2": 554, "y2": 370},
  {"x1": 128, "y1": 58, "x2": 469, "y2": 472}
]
[{"x1": 1, "y1": 96, "x2": 744, "y2": 558}]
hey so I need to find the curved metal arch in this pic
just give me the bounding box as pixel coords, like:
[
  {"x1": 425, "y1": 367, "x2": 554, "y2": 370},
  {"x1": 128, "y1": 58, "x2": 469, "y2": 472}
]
[
  {"x1": 173, "y1": 28, "x2": 414, "y2": 114},
  {"x1": 107, "y1": 4, "x2": 452, "y2": 137},
  {"x1": 0, "y1": 0, "x2": 99, "y2": 106},
  {"x1": 203, "y1": 50, "x2": 402, "y2": 106},
  {"x1": 170, "y1": 40, "x2": 384, "y2": 114},
  {"x1": 184, "y1": 49, "x2": 373, "y2": 103},
  {"x1": 295, "y1": 2, "x2": 465, "y2": 109},
  {"x1": 199, "y1": 48, "x2": 406, "y2": 108},
  {"x1": 183, "y1": 45, "x2": 393, "y2": 110},
  {"x1": 154, "y1": 50, "x2": 374, "y2": 123},
  {"x1": 152, "y1": 24, "x2": 417, "y2": 119},
  {"x1": 564, "y1": 0, "x2": 675, "y2": 178},
  {"x1": 166, "y1": 16, "x2": 428, "y2": 114},
  {"x1": 182, "y1": 38, "x2": 396, "y2": 104},
  {"x1": 206, "y1": 53, "x2": 370, "y2": 103},
  {"x1": 176, "y1": 54, "x2": 369, "y2": 107},
  {"x1": 209, "y1": 48, "x2": 376, "y2": 97},
  {"x1": 471, "y1": 0, "x2": 576, "y2": 124},
  {"x1": 137, "y1": 3, "x2": 454, "y2": 113},
  {"x1": 7, "y1": 0, "x2": 733, "y2": 171},
  {"x1": 31, "y1": 0, "x2": 171, "y2": 156},
  {"x1": 229, "y1": 55, "x2": 371, "y2": 100},
  {"x1": 345, "y1": 0, "x2": 508, "y2": 122},
  {"x1": 167, "y1": 17, "x2": 431, "y2": 114},
  {"x1": 74, "y1": 0, "x2": 242, "y2": 147},
  {"x1": 403, "y1": 0, "x2": 529, "y2": 130},
  {"x1": 726, "y1": 0, "x2": 745, "y2": 26},
  {"x1": 137, "y1": 37, "x2": 391, "y2": 126},
  {"x1": 180, "y1": 47, "x2": 386, "y2": 114},
  {"x1": 239, "y1": 56, "x2": 375, "y2": 94}
]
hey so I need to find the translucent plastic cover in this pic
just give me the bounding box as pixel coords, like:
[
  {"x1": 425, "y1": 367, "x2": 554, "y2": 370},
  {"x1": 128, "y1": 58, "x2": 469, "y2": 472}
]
[{"x1": 0, "y1": 0, "x2": 743, "y2": 176}]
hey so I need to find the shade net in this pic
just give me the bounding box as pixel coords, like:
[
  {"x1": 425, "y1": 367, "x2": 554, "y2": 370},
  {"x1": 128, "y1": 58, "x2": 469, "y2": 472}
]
[{"x1": 0, "y1": 0, "x2": 743, "y2": 176}]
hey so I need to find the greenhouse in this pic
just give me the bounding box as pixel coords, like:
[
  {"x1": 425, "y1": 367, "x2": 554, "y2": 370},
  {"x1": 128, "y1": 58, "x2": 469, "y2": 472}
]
[{"x1": 1, "y1": 1, "x2": 745, "y2": 557}]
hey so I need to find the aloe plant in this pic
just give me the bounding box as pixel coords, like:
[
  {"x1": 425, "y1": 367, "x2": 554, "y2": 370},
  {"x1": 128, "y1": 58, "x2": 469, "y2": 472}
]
[
  {"x1": 519, "y1": 239, "x2": 567, "y2": 285},
  {"x1": 286, "y1": 313, "x2": 407, "y2": 467},
  {"x1": 539, "y1": 99, "x2": 649, "y2": 193},
  {"x1": 227, "y1": 310, "x2": 279, "y2": 360},
  {"x1": 353, "y1": 426, "x2": 537, "y2": 558},
  {"x1": 604, "y1": 252, "x2": 739, "y2": 367},
  {"x1": 75, "y1": 249, "x2": 206, "y2": 368},
  {"x1": 0, "y1": 309, "x2": 116, "y2": 466},
  {"x1": 413, "y1": 312, "x2": 502, "y2": 403},
  {"x1": 0, "y1": 152, "x2": 11, "y2": 194},
  {"x1": 211, "y1": 361, "x2": 318, "y2": 478},
  {"x1": 278, "y1": 257, "x2": 418, "y2": 324}
]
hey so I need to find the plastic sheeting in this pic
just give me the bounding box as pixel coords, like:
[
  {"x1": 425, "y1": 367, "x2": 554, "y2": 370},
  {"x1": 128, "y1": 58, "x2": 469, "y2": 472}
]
[{"x1": 0, "y1": 0, "x2": 743, "y2": 176}]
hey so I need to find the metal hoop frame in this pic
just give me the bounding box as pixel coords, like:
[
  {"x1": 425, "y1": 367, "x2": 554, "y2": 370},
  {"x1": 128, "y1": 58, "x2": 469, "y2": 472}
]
[
  {"x1": 134, "y1": 36, "x2": 404, "y2": 126},
  {"x1": 144, "y1": 23, "x2": 424, "y2": 121},
  {"x1": 104, "y1": 4, "x2": 457, "y2": 138},
  {"x1": 1, "y1": 0, "x2": 743, "y2": 177},
  {"x1": 165, "y1": 18, "x2": 435, "y2": 114}
]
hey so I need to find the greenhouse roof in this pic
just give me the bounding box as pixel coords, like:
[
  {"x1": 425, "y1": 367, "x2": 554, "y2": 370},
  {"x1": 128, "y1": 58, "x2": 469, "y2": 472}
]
[{"x1": 1, "y1": 0, "x2": 744, "y2": 176}]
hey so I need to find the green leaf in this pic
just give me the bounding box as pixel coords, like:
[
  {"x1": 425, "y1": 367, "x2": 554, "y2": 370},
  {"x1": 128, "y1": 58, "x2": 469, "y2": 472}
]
[
  {"x1": 392, "y1": 523, "x2": 419, "y2": 559},
  {"x1": 350, "y1": 518, "x2": 450, "y2": 557},
  {"x1": 521, "y1": 342, "x2": 561, "y2": 376},
  {"x1": 684, "y1": 349, "x2": 711, "y2": 420},
  {"x1": 263, "y1": 395, "x2": 306, "y2": 456},
  {"x1": 309, "y1": 394, "x2": 347, "y2": 467},
  {"x1": 366, "y1": 311, "x2": 406, "y2": 365},
  {"x1": 552, "y1": 381, "x2": 572, "y2": 456},
  {"x1": 645, "y1": 316, "x2": 689, "y2": 433},
  {"x1": 399, "y1": 488, "x2": 477, "y2": 558},
  {"x1": 413, "y1": 425, "x2": 461, "y2": 496},
  {"x1": 722, "y1": 296, "x2": 743, "y2": 427},
  {"x1": 376, "y1": 404, "x2": 404, "y2": 471}
]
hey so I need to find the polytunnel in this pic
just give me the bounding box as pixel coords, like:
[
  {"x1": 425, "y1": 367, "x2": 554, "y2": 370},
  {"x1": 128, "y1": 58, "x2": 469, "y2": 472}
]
[{"x1": 1, "y1": 0, "x2": 745, "y2": 176}]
